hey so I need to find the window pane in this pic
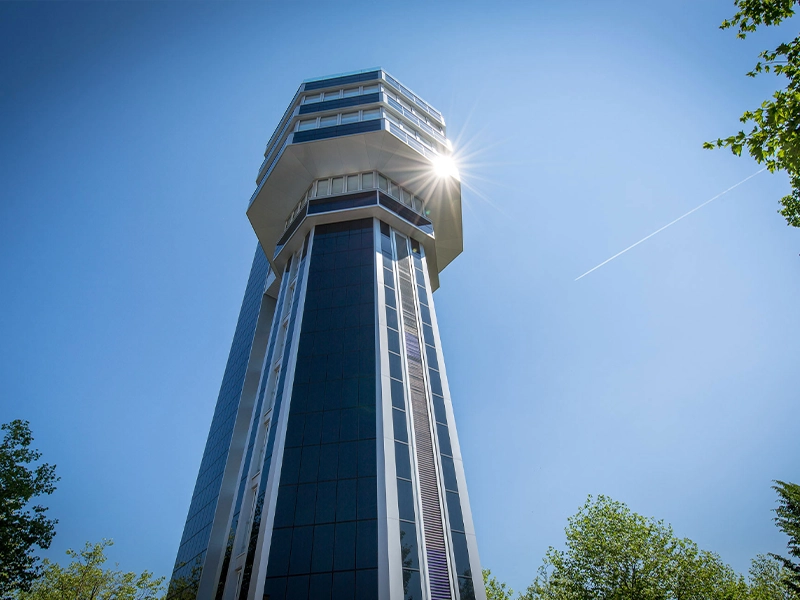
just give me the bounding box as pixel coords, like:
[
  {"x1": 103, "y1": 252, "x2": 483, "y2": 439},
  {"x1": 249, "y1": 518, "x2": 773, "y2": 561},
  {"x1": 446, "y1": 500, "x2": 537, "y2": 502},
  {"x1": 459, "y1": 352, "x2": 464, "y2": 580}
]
[
  {"x1": 332, "y1": 177, "x2": 344, "y2": 194},
  {"x1": 336, "y1": 479, "x2": 357, "y2": 521},
  {"x1": 441, "y1": 455, "x2": 458, "y2": 492},
  {"x1": 341, "y1": 112, "x2": 359, "y2": 125},
  {"x1": 399, "y1": 521, "x2": 420, "y2": 570},
  {"x1": 412, "y1": 196, "x2": 423, "y2": 212},
  {"x1": 390, "y1": 379, "x2": 405, "y2": 409},
  {"x1": 357, "y1": 476, "x2": 377, "y2": 519},
  {"x1": 356, "y1": 519, "x2": 378, "y2": 569},
  {"x1": 347, "y1": 175, "x2": 359, "y2": 191},
  {"x1": 332, "y1": 571, "x2": 355, "y2": 600},
  {"x1": 432, "y1": 394, "x2": 446, "y2": 424},
  {"x1": 288, "y1": 526, "x2": 313, "y2": 575},
  {"x1": 447, "y1": 490, "x2": 464, "y2": 531},
  {"x1": 388, "y1": 328, "x2": 400, "y2": 353},
  {"x1": 316, "y1": 179, "x2": 329, "y2": 196},
  {"x1": 310, "y1": 573, "x2": 332, "y2": 599},
  {"x1": 266, "y1": 528, "x2": 292, "y2": 577},
  {"x1": 452, "y1": 531, "x2": 472, "y2": 577},
  {"x1": 319, "y1": 115, "x2": 338, "y2": 128},
  {"x1": 437, "y1": 423, "x2": 452, "y2": 456},
  {"x1": 397, "y1": 479, "x2": 415, "y2": 521},
  {"x1": 395, "y1": 441, "x2": 411, "y2": 480},
  {"x1": 388, "y1": 182, "x2": 398, "y2": 198},
  {"x1": 378, "y1": 174, "x2": 388, "y2": 191},
  {"x1": 324, "y1": 91, "x2": 340, "y2": 100},
  {"x1": 404, "y1": 570, "x2": 423, "y2": 600},
  {"x1": 389, "y1": 352, "x2": 402, "y2": 380},
  {"x1": 459, "y1": 577, "x2": 476, "y2": 600},
  {"x1": 342, "y1": 87, "x2": 359, "y2": 98},
  {"x1": 362, "y1": 108, "x2": 381, "y2": 121},
  {"x1": 298, "y1": 119, "x2": 317, "y2": 131},
  {"x1": 392, "y1": 408, "x2": 407, "y2": 443},
  {"x1": 333, "y1": 522, "x2": 356, "y2": 571},
  {"x1": 362, "y1": 172, "x2": 374, "y2": 188},
  {"x1": 304, "y1": 94, "x2": 321, "y2": 103},
  {"x1": 356, "y1": 568, "x2": 378, "y2": 600},
  {"x1": 362, "y1": 84, "x2": 379, "y2": 94}
]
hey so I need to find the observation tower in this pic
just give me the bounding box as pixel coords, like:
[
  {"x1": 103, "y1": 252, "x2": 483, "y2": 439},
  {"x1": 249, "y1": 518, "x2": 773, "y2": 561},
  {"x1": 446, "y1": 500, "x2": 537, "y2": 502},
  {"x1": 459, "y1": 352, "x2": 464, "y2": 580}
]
[{"x1": 169, "y1": 68, "x2": 485, "y2": 600}]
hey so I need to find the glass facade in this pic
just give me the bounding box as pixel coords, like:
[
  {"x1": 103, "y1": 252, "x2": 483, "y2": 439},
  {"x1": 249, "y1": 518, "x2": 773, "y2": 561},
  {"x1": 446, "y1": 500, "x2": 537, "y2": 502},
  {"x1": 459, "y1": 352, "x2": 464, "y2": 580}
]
[
  {"x1": 172, "y1": 69, "x2": 484, "y2": 600},
  {"x1": 262, "y1": 219, "x2": 378, "y2": 600},
  {"x1": 168, "y1": 246, "x2": 270, "y2": 600}
]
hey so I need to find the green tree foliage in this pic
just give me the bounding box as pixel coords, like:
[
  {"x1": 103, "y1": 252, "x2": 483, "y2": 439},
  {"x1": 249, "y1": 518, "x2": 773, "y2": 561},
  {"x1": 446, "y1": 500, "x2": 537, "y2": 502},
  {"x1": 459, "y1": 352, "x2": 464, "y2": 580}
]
[
  {"x1": 770, "y1": 480, "x2": 800, "y2": 595},
  {"x1": 483, "y1": 569, "x2": 515, "y2": 600},
  {"x1": 15, "y1": 540, "x2": 164, "y2": 600},
  {"x1": 522, "y1": 495, "x2": 748, "y2": 600},
  {"x1": 704, "y1": 0, "x2": 800, "y2": 227},
  {"x1": 0, "y1": 420, "x2": 59, "y2": 597},
  {"x1": 749, "y1": 554, "x2": 798, "y2": 600}
]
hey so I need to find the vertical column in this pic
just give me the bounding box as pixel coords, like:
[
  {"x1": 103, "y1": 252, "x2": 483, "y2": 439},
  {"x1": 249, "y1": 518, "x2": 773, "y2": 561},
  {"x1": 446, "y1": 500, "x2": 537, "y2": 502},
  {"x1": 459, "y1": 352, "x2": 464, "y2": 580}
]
[
  {"x1": 238, "y1": 240, "x2": 311, "y2": 600},
  {"x1": 379, "y1": 222, "x2": 425, "y2": 600},
  {"x1": 393, "y1": 232, "x2": 453, "y2": 600},
  {"x1": 414, "y1": 248, "x2": 486, "y2": 600}
]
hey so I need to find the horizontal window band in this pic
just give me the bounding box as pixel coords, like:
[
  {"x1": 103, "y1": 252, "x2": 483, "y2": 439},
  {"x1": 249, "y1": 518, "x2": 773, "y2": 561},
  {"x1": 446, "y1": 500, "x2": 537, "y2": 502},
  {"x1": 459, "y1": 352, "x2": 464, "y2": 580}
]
[
  {"x1": 299, "y1": 93, "x2": 381, "y2": 115},
  {"x1": 304, "y1": 70, "x2": 382, "y2": 91},
  {"x1": 292, "y1": 119, "x2": 382, "y2": 143}
]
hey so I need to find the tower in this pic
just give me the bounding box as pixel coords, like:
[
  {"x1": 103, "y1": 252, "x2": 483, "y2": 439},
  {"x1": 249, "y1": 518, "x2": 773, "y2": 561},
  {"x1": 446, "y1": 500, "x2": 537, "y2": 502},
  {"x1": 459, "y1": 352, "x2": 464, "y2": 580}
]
[{"x1": 169, "y1": 69, "x2": 485, "y2": 600}]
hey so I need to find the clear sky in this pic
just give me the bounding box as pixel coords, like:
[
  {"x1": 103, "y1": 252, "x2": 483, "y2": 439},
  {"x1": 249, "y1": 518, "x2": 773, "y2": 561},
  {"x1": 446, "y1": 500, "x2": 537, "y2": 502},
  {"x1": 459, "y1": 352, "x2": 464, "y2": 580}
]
[{"x1": 1, "y1": 0, "x2": 798, "y2": 594}]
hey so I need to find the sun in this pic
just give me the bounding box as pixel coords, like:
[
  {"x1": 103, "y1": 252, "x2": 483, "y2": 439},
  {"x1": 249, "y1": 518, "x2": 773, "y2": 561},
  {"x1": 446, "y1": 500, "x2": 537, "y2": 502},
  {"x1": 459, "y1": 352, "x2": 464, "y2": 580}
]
[{"x1": 431, "y1": 153, "x2": 460, "y2": 179}]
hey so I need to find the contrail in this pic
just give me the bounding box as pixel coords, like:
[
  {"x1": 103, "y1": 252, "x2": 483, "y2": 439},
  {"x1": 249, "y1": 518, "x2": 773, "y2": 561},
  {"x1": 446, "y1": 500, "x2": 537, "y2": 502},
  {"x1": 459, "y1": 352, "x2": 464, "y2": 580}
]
[{"x1": 574, "y1": 167, "x2": 768, "y2": 281}]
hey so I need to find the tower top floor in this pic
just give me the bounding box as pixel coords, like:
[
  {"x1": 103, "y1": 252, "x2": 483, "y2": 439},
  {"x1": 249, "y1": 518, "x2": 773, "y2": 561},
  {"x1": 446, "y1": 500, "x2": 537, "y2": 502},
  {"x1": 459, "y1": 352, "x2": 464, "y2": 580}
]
[{"x1": 246, "y1": 68, "x2": 462, "y2": 291}]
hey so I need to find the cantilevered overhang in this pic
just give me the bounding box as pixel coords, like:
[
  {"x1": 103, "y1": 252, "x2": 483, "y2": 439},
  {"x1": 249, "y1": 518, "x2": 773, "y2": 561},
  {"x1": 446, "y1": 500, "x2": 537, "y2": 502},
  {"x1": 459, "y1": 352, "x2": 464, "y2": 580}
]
[{"x1": 246, "y1": 120, "x2": 462, "y2": 287}]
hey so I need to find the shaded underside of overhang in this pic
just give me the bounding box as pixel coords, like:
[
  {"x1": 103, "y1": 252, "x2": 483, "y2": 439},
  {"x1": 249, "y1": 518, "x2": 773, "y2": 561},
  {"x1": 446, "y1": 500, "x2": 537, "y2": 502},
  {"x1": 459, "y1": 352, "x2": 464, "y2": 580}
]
[{"x1": 246, "y1": 127, "x2": 462, "y2": 278}]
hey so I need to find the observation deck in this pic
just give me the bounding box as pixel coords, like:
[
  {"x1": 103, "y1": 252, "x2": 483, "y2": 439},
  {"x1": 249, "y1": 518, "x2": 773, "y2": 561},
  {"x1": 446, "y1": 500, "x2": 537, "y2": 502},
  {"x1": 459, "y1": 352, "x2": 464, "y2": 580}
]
[{"x1": 246, "y1": 68, "x2": 462, "y2": 291}]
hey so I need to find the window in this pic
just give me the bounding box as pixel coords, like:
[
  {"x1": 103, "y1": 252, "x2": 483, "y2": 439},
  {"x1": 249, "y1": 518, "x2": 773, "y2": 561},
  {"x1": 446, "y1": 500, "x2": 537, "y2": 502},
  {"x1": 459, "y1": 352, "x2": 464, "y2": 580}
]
[
  {"x1": 317, "y1": 179, "x2": 329, "y2": 196},
  {"x1": 362, "y1": 108, "x2": 381, "y2": 121},
  {"x1": 388, "y1": 181, "x2": 398, "y2": 198},
  {"x1": 319, "y1": 115, "x2": 338, "y2": 128},
  {"x1": 377, "y1": 174, "x2": 388, "y2": 192},
  {"x1": 384, "y1": 112, "x2": 401, "y2": 127},
  {"x1": 341, "y1": 112, "x2": 359, "y2": 125},
  {"x1": 324, "y1": 91, "x2": 340, "y2": 101},
  {"x1": 298, "y1": 119, "x2": 317, "y2": 131},
  {"x1": 362, "y1": 84, "x2": 380, "y2": 94},
  {"x1": 258, "y1": 418, "x2": 271, "y2": 467},
  {"x1": 362, "y1": 172, "x2": 374, "y2": 189},
  {"x1": 331, "y1": 177, "x2": 344, "y2": 194},
  {"x1": 342, "y1": 87, "x2": 359, "y2": 98},
  {"x1": 346, "y1": 175, "x2": 359, "y2": 192},
  {"x1": 304, "y1": 94, "x2": 321, "y2": 104}
]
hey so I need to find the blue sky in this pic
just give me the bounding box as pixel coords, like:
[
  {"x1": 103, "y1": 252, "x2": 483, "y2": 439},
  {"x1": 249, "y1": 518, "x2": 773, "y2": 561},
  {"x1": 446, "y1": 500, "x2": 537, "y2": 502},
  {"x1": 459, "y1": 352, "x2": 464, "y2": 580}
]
[{"x1": 1, "y1": 0, "x2": 798, "y2": 593}]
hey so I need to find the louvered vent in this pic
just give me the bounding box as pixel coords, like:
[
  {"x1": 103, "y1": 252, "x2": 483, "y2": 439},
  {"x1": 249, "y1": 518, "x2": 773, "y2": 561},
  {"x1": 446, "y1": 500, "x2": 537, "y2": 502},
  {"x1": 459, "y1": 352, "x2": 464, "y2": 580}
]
[{"x1": 395, "y1": 234, "x2": 453, "y2": 600}]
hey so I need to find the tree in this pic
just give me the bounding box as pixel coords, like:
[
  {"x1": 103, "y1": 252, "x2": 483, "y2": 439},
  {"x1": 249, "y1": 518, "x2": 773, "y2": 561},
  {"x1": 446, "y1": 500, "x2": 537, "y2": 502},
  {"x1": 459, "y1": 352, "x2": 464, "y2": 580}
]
[
  {"x1": 15, "y1": 540, "x2": 164, "y2": 600},
  {"x1": 704, "y1": 0, "x2": 800, "y2": 227},
  {"x1": 0, "y1": 420, "x2": 59, "y2": 597},
  {"x1": 483, "y1": 569, "x2": 515, "y2": 600},
  {"x1": 748, "y1": 554, "x2": 798, "y2": 600},
  {"x1": 523, "y1": 495, "x2": 748, "y2": 600},
  {"x1": 770, "y1": 480, "x2": 800, "y2": 595}
]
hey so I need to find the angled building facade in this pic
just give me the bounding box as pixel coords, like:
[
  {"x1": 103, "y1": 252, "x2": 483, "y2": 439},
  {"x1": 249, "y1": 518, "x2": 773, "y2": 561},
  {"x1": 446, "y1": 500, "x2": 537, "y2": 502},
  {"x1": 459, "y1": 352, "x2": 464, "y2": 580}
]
[{"x1": 169, "y1": 69, "x2": 485, "y2": 600}]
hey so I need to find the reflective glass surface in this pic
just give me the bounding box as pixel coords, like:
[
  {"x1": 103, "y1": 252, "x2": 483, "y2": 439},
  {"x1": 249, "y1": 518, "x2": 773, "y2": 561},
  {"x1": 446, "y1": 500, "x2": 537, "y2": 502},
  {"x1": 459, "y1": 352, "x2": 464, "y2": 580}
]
[
  {"x1": 264, "y1": 219, "x2": 377, "y2": 600},
  {"x1": 169, "y1": 246, "x2": 270, "y2": 599}
]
